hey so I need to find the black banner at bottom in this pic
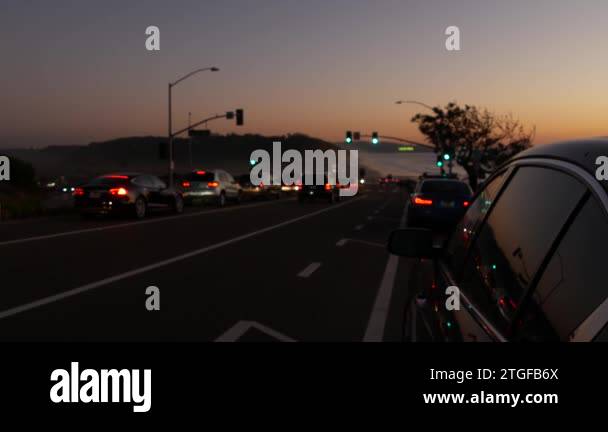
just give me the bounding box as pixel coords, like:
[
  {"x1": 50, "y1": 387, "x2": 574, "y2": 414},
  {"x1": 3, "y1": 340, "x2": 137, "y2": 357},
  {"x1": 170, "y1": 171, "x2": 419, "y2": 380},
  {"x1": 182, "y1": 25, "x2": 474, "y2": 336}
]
[{"x1": 1, "y1": 343, "x2": 606, "y2": 420}]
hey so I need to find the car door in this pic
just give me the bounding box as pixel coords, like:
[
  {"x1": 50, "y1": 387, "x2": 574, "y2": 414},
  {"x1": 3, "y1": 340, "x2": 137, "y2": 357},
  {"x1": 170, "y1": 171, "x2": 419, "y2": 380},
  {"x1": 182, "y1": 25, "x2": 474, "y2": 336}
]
[
  {"x1": 151, "y1": 176, "x2": 172, "y2": 207},
  {"x1": 445, "y1": 165, "x2": 589, "y2": 341},
  {"x1": 141, "y1": 175, "x2": 162, "y2": 207}
]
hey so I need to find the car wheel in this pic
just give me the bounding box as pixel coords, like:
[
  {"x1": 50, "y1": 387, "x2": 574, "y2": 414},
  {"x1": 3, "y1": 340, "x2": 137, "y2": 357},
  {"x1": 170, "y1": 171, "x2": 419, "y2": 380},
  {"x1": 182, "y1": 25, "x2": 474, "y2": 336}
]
[
  {"x1": 218, "y1": 192, "x2": 226, "y2": 207},
  {"x1": 134, "y1": 197, "x2": 147, "y2": 219},
  {"x1": 173, "y1": 195, "x2": 184, "y2": 214}
]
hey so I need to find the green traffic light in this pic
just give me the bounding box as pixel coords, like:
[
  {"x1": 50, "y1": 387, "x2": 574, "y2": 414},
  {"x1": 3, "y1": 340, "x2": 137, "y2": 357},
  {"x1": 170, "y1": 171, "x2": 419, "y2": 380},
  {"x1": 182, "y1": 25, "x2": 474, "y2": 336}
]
[
  {"x1": 436, "y1": 161, "x2": 444, "y2": 167},
  {"x1": 345, "y1": 137, "x2": 352, "y2": 144},
  {"x1": 443, "y1": 153, "x2": 450, "y2": 161},
  {"x1": 372, "y1": 138, "x2": 379, "y2": 145},
  {"x1": 250, "y1": 159, "x2": 257, "y2": 166}
]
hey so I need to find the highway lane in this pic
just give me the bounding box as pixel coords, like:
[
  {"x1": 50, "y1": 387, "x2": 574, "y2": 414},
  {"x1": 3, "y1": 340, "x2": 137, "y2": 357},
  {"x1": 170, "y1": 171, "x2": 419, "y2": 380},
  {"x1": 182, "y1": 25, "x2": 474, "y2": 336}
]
[{"x1": 0, "y1": 188, "x2": 417, "y2": 341}]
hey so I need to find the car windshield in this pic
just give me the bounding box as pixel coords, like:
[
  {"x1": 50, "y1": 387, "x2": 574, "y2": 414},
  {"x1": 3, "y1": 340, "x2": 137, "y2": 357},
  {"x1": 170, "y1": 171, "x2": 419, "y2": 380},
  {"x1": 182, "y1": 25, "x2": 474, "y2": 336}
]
[{"x1": 421, "y1": 180, "x2": 471, "y2": 195}]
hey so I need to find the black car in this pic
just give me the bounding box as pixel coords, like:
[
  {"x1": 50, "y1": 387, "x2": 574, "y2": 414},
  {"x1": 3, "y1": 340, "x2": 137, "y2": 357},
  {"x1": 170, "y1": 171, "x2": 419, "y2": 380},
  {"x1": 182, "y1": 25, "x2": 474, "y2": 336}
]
[
  {"x1": 407, "y1": 178, "x2": 472, "y2": 230},
  {"x1": 73, "y1": 173, "x2": 184, "y2": 219},
  {"x1": 389, "y1": 138, "x2": 608, "y2": 342},
  {"x1": 298, "y1": 174, "x2": 340, "y2": 203}
]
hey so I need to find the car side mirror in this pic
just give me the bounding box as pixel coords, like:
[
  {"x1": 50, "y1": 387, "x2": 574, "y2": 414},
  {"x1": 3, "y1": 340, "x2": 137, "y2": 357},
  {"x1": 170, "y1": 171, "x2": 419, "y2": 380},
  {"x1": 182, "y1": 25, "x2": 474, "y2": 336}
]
[{"x1": 387, "y1": 228, "x2": 435, "y2": 259}]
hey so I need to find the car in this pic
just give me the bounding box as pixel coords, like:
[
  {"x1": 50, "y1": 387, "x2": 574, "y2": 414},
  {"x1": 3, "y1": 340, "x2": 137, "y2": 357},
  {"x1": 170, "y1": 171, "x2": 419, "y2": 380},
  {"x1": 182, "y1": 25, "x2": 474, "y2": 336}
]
[
  {"x1": 180, "y1": 169, "x2": 241, "y2": 206},
  {"x1": 73, "y1": 172, "x2": 183, "y2": 219},
  {"x1": 407, "y1": 178, "x2": 472, "y2": 230},
  {"x1": 298, "y1": 174, "x2": 340, "y2": 203},
  {"x1": 236, "y1": 174, "x2": 281, "y2": 200},
  {"x1": 389, "y1": 138, "x2": 608, "y2": 342}
]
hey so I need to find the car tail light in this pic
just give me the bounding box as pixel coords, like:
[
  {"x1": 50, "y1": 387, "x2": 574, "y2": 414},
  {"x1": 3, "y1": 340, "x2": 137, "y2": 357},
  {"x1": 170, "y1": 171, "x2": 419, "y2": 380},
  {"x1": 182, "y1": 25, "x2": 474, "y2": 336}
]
[
  {"x1": 463, "y1": 201, "x2": 470, "y2": 207},
  {"x1": 207, "y1": 181, "x2": 219, "y2": 188},
  {"x1": 413, "y1": 196, "x2": 433, "y2": 206},
  {"x1": 104, "y1": 175, "x2": 129, "y2": 179},
  {"x1": 182, "y1": 181, "x2": 191, "y2": 188},
  {"x1": 73, "y1": 187, "x2": 85, "y2": 196},
  {"x1": 325, "y1": 183, "x2": 332, "y2": 191},
  {"x1": 294, "y1": 185, "x2": 300, "y2": 191},
  {"x1": 109, "y1": 187, "x2": 128, "y2": 196},
  {"x1": 196, "y1": 170, "x2": 206, "y2": 175}
]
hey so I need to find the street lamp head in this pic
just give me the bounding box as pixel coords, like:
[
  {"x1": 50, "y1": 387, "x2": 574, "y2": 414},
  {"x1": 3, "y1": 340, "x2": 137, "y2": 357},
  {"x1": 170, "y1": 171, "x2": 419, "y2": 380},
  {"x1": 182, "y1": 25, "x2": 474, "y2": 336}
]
[
  {"x1": 211, "y1": 67, "x2": 220, "y2": 72},
  {"x1": 395, "y1": 100, "x2": 404, "y2": 104}
]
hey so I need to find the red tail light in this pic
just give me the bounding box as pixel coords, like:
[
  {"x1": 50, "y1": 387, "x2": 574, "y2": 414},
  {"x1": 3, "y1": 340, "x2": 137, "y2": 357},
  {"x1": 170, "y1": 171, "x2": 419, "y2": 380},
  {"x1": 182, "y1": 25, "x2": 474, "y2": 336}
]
[
  {"x1": 73, "y1": 187, "x2": 85, "y2": 196},
  {"x1": 413, "y1": 196, "x2": 433, "y2": 206},
  {"x1": 463, "y1": 201, "x2": 470, "y2": 207},
  {"x1": 195, "y1": 170, "x2": 206, "y2": 175},
  {"x1": 109, "y1": 187, "x2": 128, "y2": 196},
  {"x1": 182, "y1": 181, "x2": 191, "y2": 188},
  {"x1": 325, "y1": 183, "x2": 332, "y2": 191},
  {"x1": 104, "y1": 175, "x2": 129, "y2": 179},
  {"x1": 207, "y1": 181, "x2": 219, "y2": 188}
]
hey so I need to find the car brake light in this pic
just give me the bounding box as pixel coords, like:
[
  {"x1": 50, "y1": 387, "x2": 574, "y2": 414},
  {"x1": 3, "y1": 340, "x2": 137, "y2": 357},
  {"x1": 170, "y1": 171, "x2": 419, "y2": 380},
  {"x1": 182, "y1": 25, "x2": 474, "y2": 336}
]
[
  {"x1": 196, "y1": 170, "x2": 206, "y2": 175},
  {"x1": 413, "y1": 196, "x2": 433, "y2": 206},
  {"x1": 182, "y1": 181, "x2": 191, "y2": 188},
  {"x1": 105, "y1": 175, "x2": 129, "y2": 179},
  {"x1": 109, "y1": 187, "x2": 128, "y2": 196},
  {"x1": 325, "y1": 183, "x2": 332, "y2": 191},
  {"x1": 463, "y1": 201, "x2": 470, "y2": 207},
  {"x1": 73, "y1": 187, "x2": 85, "y2": 196},
  {"x1": 207, "y1": 181, "x2": 219, "y2": 188}
]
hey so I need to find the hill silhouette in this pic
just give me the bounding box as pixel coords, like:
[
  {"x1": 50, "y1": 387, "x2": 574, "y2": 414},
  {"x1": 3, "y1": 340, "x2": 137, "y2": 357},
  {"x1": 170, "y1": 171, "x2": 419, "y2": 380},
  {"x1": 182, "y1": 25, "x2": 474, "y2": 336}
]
[{"x1": 2, "y1": 133, "x2": 347, "y2": 181}]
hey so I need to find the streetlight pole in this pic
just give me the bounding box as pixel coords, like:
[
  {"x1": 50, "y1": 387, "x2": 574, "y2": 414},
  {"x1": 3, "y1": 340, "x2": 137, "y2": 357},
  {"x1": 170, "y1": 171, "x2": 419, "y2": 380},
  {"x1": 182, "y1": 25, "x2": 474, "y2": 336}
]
[
  {"x1": 167, "y1": 67, "x2": 219, "y2": 188},
  {"x1": 395, "y1": 99, "x2": 450, "y2": 174},
  {"x1": 188, "y1": 111, "x2": 192, "y2": 170}
]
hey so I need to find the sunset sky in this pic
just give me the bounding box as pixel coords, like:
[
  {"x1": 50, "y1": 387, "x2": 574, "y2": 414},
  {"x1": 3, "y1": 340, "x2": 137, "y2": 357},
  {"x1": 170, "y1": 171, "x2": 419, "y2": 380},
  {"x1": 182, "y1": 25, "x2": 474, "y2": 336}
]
[{"x1": 1, "y1": 0, "x2": 607, "y2": 148}]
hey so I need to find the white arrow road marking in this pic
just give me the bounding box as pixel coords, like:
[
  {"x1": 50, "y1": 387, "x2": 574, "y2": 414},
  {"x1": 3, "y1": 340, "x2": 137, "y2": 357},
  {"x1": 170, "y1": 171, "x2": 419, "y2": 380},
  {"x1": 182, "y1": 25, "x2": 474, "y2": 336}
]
[
  {"x1": 215, "y1": 321, "x2": 297, "y2": 342},
  {"x1": 297, "y1": 262, "x2": 321, "y2": 278}
]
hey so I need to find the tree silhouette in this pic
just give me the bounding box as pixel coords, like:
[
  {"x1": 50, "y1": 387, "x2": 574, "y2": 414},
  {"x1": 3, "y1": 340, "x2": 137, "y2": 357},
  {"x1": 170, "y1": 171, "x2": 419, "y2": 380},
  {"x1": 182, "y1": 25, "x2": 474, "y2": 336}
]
[{"x1": 412, "y1": 102, "x2": 534, "y2": 190}]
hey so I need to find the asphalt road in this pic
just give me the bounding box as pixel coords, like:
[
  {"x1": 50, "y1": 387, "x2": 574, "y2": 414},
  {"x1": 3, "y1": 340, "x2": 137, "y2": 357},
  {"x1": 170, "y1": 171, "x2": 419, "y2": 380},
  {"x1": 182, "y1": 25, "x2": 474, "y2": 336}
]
[{"x1": 0, "y1": 186, "x2": 422, "y2": 342}]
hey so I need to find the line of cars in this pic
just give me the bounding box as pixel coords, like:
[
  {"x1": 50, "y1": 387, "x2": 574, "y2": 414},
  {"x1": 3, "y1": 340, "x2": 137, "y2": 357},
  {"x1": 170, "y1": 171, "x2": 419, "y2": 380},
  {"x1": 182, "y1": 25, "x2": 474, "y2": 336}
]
[{"x1": 72, "y1": 168, "x2": 344, "y2": 219}]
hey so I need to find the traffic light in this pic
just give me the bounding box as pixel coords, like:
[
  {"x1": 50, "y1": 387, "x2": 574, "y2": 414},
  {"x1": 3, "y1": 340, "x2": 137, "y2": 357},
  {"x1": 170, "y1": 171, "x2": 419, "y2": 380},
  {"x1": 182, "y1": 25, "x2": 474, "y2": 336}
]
[
  {"x1": 345, "y1": 131, "x2": 353, "y2": 144},
  {"x1": 443, "y1": 153, "x2": 451, "y2": 161},
  {"x1": 436, "y1": 155, "x2": 444, "y2": 168},
  {"x1": 371, "y1": 132, "x2": 379, "y2": 145},
  {"x1": 226, "y1": 111, "x2": 234, "y2": 120},
  {"x1": 354, "y1": 131, "x2": 361, "y2": 141},
  {"x1": 235, "y1": 109, "x2": 244, "y2": 126}
]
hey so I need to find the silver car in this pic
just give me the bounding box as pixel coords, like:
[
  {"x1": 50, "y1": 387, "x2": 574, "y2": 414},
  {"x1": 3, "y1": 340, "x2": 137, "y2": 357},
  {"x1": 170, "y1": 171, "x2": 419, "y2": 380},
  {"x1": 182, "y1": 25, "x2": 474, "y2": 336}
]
[{"x1": 181, "y1": 169, "x2": 241, "y2": 206}]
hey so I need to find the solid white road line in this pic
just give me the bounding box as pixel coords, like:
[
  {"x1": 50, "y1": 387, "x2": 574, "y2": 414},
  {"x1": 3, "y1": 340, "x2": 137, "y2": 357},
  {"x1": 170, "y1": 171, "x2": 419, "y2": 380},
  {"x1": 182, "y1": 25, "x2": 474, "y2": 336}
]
[
  {"x1": 297, "y1": 262, "x2": 321, "y2": 278},
  {"x1": 215, "y1": 321, "x2": 297, "y2": 342},
  {"x1": 335, "y1": 238, "x2": 348, "y2": 247},
  {"x1": 354, "y1": 224, "x2": 364, "y2": 231},
  {"x1": 0, "y1": 199, "x2": 287, "y2": 248},
  {"x1": 363, "y1": 200, "x2": 408, "y2": 342},
  {"x1": 0, "y1": 198, "x2": 359, "y2": 321}
]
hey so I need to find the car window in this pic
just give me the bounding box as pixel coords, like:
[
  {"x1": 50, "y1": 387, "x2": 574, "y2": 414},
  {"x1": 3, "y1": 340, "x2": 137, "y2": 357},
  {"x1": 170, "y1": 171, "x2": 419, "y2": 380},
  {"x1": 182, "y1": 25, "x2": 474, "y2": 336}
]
[
  {"x1": 151, "y1": 176, "x2": 166, "y2": 189},
  {"x1": 184, "y1": 172, "x2": 215, "y2": 182},
  {"x1": 459, "y1": 167, "x2": 587, "y2": 335},
  {"x1": 420, "y1": 180, "x2": 471, "y2": 195},
  {"x1": 446, "y1": 169, "x2": 509, "y2": 275},
  {"x1": 131, "y1": 176, "x2": 150, "y2": 187},
  {"x1": 514, "y1": 196, "x2": 608, "y2": 341}
]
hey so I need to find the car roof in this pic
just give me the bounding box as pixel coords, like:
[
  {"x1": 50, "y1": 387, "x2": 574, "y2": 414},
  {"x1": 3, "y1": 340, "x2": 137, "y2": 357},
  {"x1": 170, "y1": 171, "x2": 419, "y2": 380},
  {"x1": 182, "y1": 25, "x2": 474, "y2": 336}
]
[{"x1": 510, "y1": 137, "x2": 608, "y2": 193}]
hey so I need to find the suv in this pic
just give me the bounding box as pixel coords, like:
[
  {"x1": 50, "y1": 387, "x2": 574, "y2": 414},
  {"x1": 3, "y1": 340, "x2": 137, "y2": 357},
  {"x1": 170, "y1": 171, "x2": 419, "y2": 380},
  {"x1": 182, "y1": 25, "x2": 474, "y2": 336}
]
[
  {"x1": 408, "y1": 178, "x2": 472, "y2": 230},
  {"x1": 181, "y1": 169, "x2": 241, "y2": 206},
  {"x1": 389, "y1": 138, "x2": 608, "y2": 342}
]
